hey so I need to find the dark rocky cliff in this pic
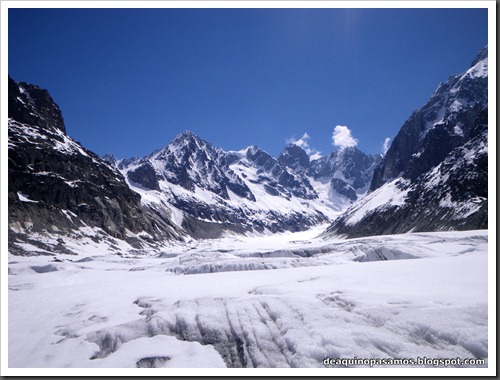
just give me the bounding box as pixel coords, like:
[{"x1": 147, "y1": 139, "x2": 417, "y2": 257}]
[{"x1": 8, "y1": 76, "x2": 182, "y2": 255}]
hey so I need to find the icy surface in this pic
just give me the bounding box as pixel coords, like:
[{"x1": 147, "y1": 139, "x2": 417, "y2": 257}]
[{"x1": 8, "y1": 228, "x2": 488, "y2": 370}]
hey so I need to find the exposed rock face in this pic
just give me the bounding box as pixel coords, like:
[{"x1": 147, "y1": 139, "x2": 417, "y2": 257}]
[
  {"x1": 371, "y1": 46, "x2": 488, "y2": 190},
  {"x1": 279, "y1": 143, "x2": 381, "y2": 201},
  {"x1": 325, "y1": 46, "x2": 488, "y2": 238},
  {"x1": 8, "y1": 76, "x2": 182, "y2": 255},
  {"x1": 277, "y1": 145, "x2": 311, "y2": 172},
  {"x1": 127, "y1": 162, "x2": 161, "y2": 191},
  {"x1": 246, "y1": 145, "x2": 317, "y2": 200},
  {"x1": 8, "y1": 77, "x2": 66, "y2": 133},
  {"x1": 310, "y1": 147, "x2": 382, "y2": 200}
]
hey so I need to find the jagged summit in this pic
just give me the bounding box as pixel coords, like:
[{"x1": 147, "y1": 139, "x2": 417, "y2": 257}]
[
  {"x1": 278, "y1": 144, "x2": 310, "y2": 172},
  {"x1": 8, "y1": 76, "x2": 66, "y2": 134},
  {"x1": 101, "y1": 153, "x2": 118, "y2": 166},
  {"x1": 177, "y1": 129, "x2": 196, "y2": 137},
  {"x1": 172, "y1": 130, "x2": 202, "y2": 144},
  {"x1": 149, "y1": 130, "x2": 217, "y2": 162}
]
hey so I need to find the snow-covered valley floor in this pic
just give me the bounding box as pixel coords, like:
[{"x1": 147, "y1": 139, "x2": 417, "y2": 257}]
[{"x1": 6, "y1": 227, "x2": 490, "y2": 374}]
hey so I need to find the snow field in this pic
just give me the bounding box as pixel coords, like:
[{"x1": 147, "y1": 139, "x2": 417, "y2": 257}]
[{"x1": 7, "y1": 229, "x2": 489, "y2": 373}]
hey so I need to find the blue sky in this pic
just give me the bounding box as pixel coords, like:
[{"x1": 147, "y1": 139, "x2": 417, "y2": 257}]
[{"x1": 8, "y1": 7, "x2": 488, "y2": 159}]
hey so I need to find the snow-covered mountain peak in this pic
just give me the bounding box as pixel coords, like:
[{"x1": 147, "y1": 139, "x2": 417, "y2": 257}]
[
  {"x1": 169, "y1": 130, "x2": 213, "y2": 153},
  {"x1": 114, "y1": 127, "x2": 381, "y2": 238},
  {"x1": 449, "y1": 47, "x2": 488, "y2": 95},
  {"x1": 145, "y1": 130, "x2": 222, "y2": 168},
  {"x1": 422, "y1": 46, "x2": 487, "y2": 133},
  {"x1": 277, "y1": 144, "x2": 310, "y2": 172},
  {"x1": 464, "y1": 54, "x2": 488, "y2": 80},
  {"x1": 244, "y1": 145, "x2": 262, "y2": 156},
  {"x1": 176, "y1": 129, "x2": 197, "y2": 138},
  {"x1": 101, "y1": 153, "x2": 119, "y2": 167},
  {"x1": 172, "y1": 130, "x2": 203, "y2": 146},
  {"x1": 333, "y1": 146, "x2": 359, "y2": 160},
  {"x1": 283, "y1": 143, "x2": 308, "y2": 156}
]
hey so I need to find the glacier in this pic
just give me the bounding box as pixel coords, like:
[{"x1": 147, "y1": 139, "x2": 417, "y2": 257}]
[{"x1": 7, "y1": 227, "x2": 489, "y2": 374}]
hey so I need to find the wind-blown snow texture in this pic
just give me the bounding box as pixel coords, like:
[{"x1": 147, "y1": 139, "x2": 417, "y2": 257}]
[{"x1": 8, "y1": 229, "x2": 488, "y2": 369}]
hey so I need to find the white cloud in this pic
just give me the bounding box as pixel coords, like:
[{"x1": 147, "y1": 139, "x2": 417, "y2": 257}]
[
  {"x1": 382, "y1": 137, "x2": 391, "y2": 155},
  {"x1": 286, "y1": 132, "x2": 322, "y2": 159},
  {"x1": 332, "y1": 125, "x2": 358, "y2": 149},
  {"x1": 287, "y1": 132, "x2": 310, "y2": 150},
  {"x1": 309, "y1": 152, "x2": 322, "y2": 161}
]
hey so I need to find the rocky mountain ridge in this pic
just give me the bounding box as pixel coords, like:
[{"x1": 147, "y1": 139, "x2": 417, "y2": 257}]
[
  {"x1": 325, "y1": 46, "x2": 488, "y2": 238},
  {"x1": 109, "y1": 127, "x2": 381, "y2": 239}
]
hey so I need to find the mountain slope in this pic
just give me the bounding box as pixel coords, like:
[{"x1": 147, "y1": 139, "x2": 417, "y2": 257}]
[
  {"x1": 371, "y1": 45, "x2": 487, "y2": 189},
  {"x1": 114, "y1": 133, "x2": 337, "y2": 239},
  {"x1": 325, "y1": 46, "x2": 488, "y2": 238},
  {"x1": 8, "y1": 76, "x2": 183, "y2": 255},
  {"x1": 7, "y1": 74, "x2": 381, "y2": 248}
]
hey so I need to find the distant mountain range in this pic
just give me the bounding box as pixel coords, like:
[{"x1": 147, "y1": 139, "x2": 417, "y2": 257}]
[
  {"x1": 8, "y1": 75, "x2": 379, "y2": 252},
  {"x1": 7, "y1": 46, "x2": 488, "y2": 254},
  {"x1": 104, "y1": 129, "x2": 380, "y2": 239}
]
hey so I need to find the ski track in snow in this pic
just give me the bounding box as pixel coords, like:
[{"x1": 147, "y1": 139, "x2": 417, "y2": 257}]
[{"x1": 8, "y1": 229, "x2": 488, "y2": 369}]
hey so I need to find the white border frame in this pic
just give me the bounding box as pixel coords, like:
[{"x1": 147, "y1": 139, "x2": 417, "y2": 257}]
[{"x1": 1, "y1": 1, "x2": 496, "y2": 377}]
